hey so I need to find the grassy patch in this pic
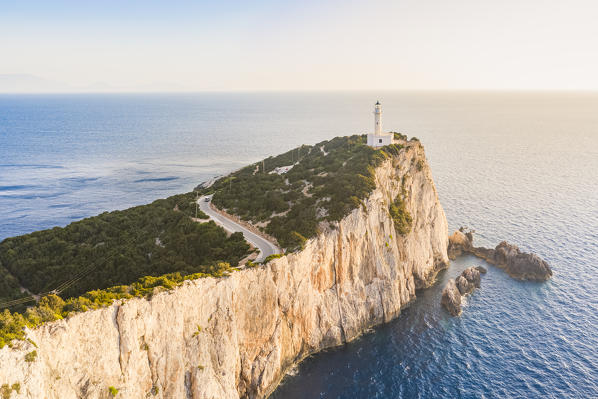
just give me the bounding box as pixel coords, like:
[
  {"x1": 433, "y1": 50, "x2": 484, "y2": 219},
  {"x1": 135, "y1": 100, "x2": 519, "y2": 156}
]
[{"x1": 108, "y1": 386, "x2": 119, "y2": 397}]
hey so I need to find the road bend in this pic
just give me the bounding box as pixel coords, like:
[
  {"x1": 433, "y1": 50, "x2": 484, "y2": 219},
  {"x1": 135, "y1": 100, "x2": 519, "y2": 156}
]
[{"x1": 198, "y1": 195, "x2": 281, "y2": 263}]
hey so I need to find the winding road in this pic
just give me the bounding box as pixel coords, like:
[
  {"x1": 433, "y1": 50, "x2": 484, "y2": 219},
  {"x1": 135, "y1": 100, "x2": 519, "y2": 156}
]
[{"x1": 198, "y1": 195, "x2": 281, "y2": 263}]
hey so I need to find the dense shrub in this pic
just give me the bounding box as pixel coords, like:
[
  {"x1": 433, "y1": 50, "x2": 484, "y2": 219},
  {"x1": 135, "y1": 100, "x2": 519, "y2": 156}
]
[
  {"x1": 210, "y1": 135, "x2": 405, "y2": 250},
  {"x1": 392, "y1": 132, "x2": 408, "y2": 141},
  {"x1": 0, "y1": 135, "x2": 410, "y2": 347},
  {"x1": 0, "y1": 193, "x2": 248, "y2": 303},
  {"x1": 0, "y1": 264, "x2": 232, "y2": 348},
  {"x1": 389, "y1": 196, "x2": 412, "y2": 235},
  {"x1": 0, "y1": 265, "x2": 24, "y2": 306}
]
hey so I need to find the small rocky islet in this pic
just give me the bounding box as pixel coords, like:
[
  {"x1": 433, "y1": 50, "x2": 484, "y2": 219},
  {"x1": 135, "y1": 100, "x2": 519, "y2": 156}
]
[
  {"x1": 448, "y1": 228, "x2": 552, "y2": 281},
  {"x1": 441, "y1": 265, "x2": 486, "y2": 316},
  {"x1": 441, "y1": 228, "x2": 552, "y2": 316}
]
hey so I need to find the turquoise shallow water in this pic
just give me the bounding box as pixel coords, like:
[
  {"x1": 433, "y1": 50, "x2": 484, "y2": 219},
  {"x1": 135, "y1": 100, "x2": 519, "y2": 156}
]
[{"x1": 1, "y1": 92, "x2": 597, "y2": 398}]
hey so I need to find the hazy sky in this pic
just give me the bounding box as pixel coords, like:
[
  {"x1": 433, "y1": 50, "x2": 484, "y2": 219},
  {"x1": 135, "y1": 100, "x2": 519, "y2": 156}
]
[{"x1": 1, "y1": 0, "x2": 597, "y2": 92}]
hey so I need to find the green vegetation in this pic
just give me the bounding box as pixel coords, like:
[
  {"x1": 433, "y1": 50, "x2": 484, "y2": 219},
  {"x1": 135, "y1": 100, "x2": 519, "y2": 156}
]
[
  {"x1": 389, "y1": 196, "x2": 412, "y2": 235},
  {"x1": 0, "y1": 190, "x2": 245, "y2": 347},
  {"x1": 210, "y1": 135, "x2": 405, "y2": 250},
  {"x1": 0, "y1": 191, "x2": 247, "y2": 306},
  {"x1": 0, "y1": 382, "x2": 20, "y2": 399},
  {"x1": 192, "y1": 324, "x2": 202, "y2": 337},
  {"x1": 24, "y1": 350, "x2": 37, "y2": 362},
  {"x1": 392, "y1": 132, "x2": 408, "y2": 141},
  {"x1": 0, "y1": 385, "x2": 10, "y2": 399},
  {"x1": 108, "y1": 386, "x2": 119, "y2": 397},
  {"x1": 261, "y1": 253, "x2": 284, "y2": 264},
  {"x1": 0, "y1": 266, "x2": 231, "y2": 348},
  {"x1": 0, "y1": 134, "x2": 413, "y2": 349},
  {"x1": 0, "y1": 264, "x2": 25, "y2": 308}
]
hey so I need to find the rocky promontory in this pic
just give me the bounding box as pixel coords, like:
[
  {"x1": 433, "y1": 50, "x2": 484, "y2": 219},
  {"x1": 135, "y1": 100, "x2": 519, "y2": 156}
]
[
  {"x1": 0, "y1": 139, "x2": 449, "y2": 399},
  {"x1": 448, "y1": 229, "x2": 552, "y2": 281}
]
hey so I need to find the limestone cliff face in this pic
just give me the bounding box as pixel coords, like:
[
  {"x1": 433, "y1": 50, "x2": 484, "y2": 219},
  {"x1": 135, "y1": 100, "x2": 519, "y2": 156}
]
[{"x1": 0, "y1": 141, "x2": 449, "y2": 399}]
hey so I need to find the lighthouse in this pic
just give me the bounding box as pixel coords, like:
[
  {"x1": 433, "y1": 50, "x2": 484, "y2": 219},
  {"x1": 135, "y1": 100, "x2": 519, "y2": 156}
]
[
  {"x1": 374, "y1": 100, "x2": 382, "y2": 135},
  {"x1": 367, "y1": 101, "x2": 394, "y2": 147}
]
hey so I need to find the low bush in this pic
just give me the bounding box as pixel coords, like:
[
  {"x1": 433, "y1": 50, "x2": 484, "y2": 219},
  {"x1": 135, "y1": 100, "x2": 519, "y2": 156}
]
[
  {"x1": 261, "y1": 254, "x2": 284, "y2": 264},
  {"x1": 24, "y1": 350, "x2": 37, "y2": 362},
  {"x1": 0, "y1": 264, "x2": 232, "y2": 348},
  {"x1": 389, "y1": 196, "x2": 412, "y2": 235}
]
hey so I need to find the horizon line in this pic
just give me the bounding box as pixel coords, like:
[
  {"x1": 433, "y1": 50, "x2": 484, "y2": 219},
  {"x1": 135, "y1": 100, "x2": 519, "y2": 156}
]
[{"x1": 1, "y1": 88, "x2": 598, "y2": 95}]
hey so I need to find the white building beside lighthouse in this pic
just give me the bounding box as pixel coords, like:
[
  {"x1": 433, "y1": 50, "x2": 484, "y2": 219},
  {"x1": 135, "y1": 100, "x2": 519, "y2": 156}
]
[{"x1": 367, "y1": 101, "x2": 394, "y2": 147}]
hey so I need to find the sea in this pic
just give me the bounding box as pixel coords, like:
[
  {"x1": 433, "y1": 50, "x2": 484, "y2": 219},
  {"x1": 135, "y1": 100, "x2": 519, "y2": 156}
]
[{"x1": 0, "y1": 92, "x2": 596, "y2": 398}]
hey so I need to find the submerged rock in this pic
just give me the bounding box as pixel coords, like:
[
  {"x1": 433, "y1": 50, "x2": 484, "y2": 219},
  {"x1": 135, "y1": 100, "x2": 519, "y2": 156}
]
[{"x1": 448, "y1": 228, "x2": 552, "y2": 281}]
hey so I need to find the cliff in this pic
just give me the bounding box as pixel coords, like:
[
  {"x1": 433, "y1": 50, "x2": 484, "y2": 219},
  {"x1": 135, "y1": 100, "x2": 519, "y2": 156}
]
[{"x1": 0, "y1": 141, "x2": 449, "y2": 398}]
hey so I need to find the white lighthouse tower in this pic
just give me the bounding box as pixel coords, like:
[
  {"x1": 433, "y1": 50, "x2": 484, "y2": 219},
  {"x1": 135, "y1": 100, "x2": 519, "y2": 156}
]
[
  {"x1": 367, "y1": 101, "x2": 394, "y2": 147},
  {"x1": 374, "y1": 100, "x2": 382, "y2": 135}
]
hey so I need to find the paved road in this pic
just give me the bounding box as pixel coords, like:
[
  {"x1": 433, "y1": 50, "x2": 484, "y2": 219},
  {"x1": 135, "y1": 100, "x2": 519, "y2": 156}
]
[{"x1": 198, "y1": 195, "x2": 280, "y2": 263}]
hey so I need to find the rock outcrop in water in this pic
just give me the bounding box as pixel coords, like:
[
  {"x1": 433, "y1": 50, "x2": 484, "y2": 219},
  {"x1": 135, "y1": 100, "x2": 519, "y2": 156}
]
[
  {"x1": 441, "y1": 279, "x2": 461, "y2": 316},
  {"x1": 441, "y1": 266, "x2": 483, "y2": 316},
  {"x1": 0, "y1": 141, "x2": 449, "y2": 398},
  {"x1": 448, "y1": 229, "x2": 552, "y2": 281}
]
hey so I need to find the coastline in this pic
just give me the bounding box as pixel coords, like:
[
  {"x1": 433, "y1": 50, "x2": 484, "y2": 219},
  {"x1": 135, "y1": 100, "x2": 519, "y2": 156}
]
[{"x1": 0, "y1": 141, "x2": 450, "y2": 398}]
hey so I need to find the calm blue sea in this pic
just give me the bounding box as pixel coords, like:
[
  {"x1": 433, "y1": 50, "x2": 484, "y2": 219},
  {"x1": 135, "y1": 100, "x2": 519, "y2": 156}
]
[{"x1": 1, "y1": 92, "x2": 597, "y2": 398}]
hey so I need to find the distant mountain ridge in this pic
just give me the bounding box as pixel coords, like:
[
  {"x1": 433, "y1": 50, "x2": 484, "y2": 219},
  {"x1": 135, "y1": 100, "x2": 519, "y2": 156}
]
[{"x1": 0, "y1": 74, "x2": 73, "y2": 93}]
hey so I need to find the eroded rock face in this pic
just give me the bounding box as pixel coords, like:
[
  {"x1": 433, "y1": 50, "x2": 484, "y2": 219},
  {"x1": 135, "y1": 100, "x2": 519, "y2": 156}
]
[
  {"x1": 442, "y1": 266, "x2": 483, "y2": 316},
  {"x1": 441, "y1": 279, "x2": 462, "y2": 316},
  {"x1": 448, "y1": 229, "x2": 552, "y2": 281},
  {"x1": 492, "y1": 242, "x2": 552, "y2": 281},
  {"x1": 461, "y1": 267, "x2": 481, "y2": 290},
  {"x1": 447, "y1": 230, "x2": 473, "y2": 259},
  {"x1": 455, "y1": 275, "x2": 472, "y2": 295},
  {"x1": 0, "y1": 141, "x2": 449, "y2": 399}
]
